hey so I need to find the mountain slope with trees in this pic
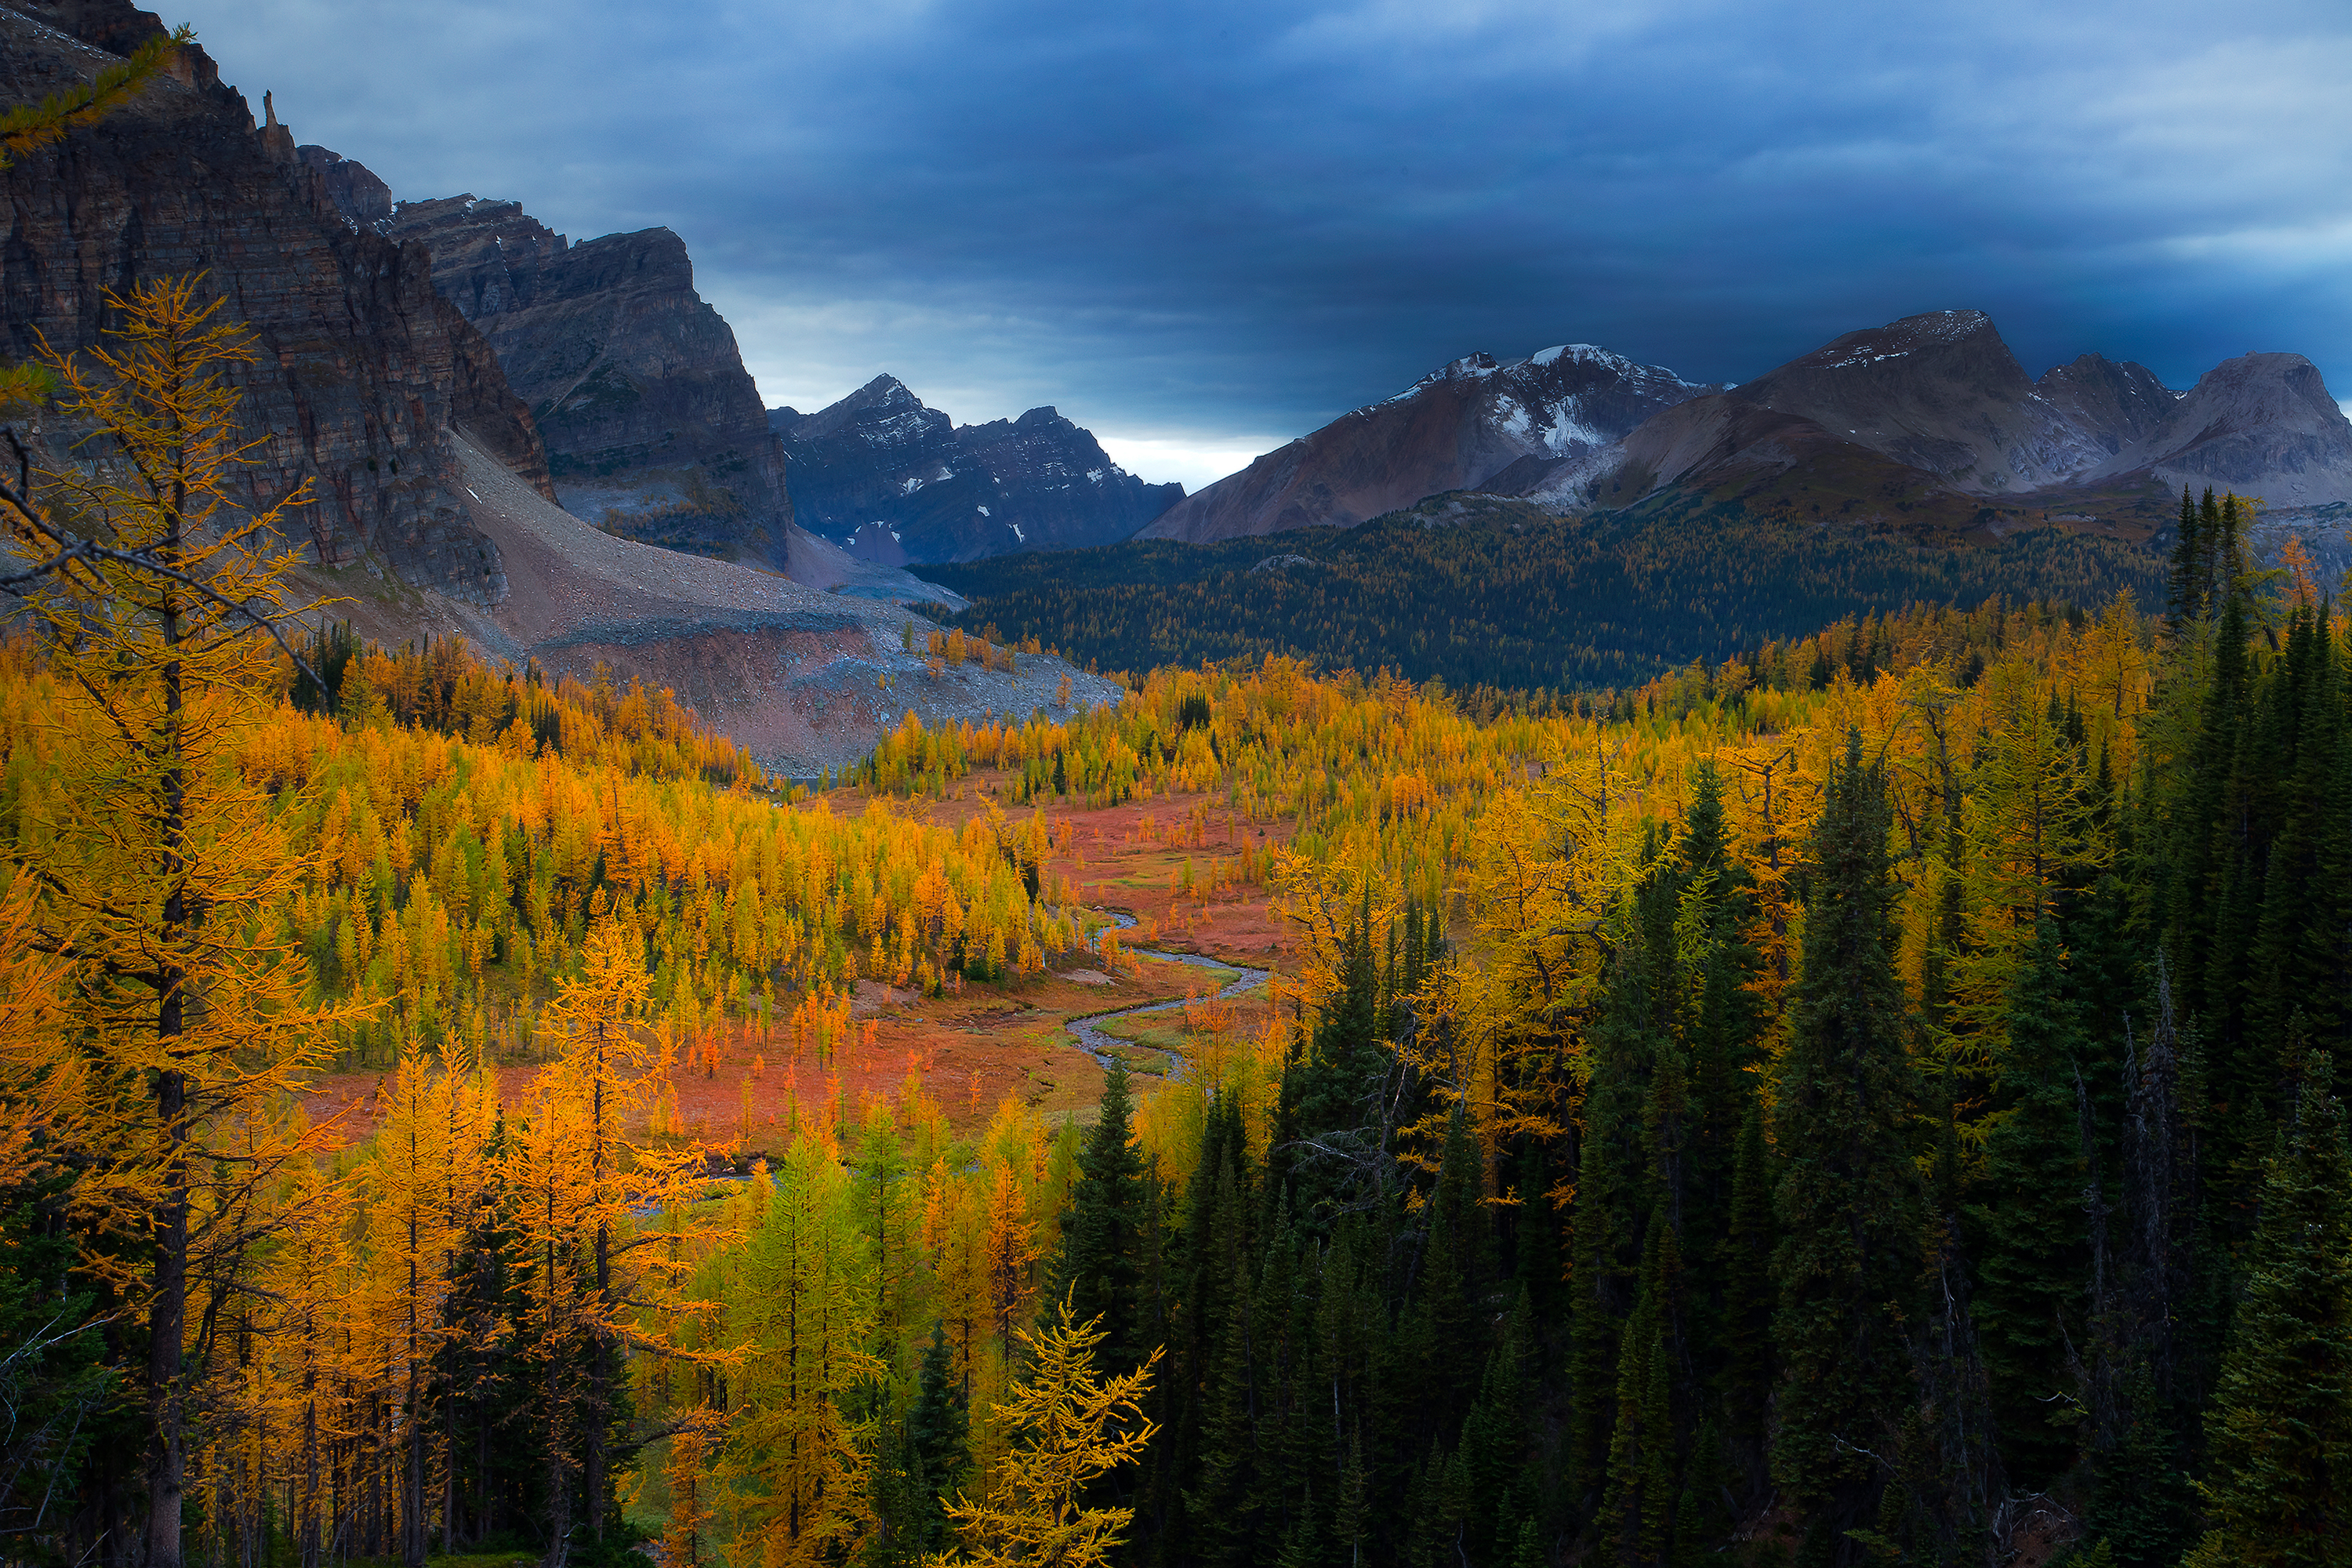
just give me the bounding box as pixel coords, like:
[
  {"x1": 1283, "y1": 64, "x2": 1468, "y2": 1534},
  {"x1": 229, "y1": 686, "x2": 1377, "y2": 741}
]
[{"x1": 926, "y1": 492, "x2": 2167, "y2": 693}]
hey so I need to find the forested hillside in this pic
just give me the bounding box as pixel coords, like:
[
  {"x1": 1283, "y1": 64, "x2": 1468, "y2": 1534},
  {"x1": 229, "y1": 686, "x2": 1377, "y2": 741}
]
[
  {"x1": 4, "y1": 278, "x2": 2347, "y2": 1568},
  {"x1": 921, "y1": 493, "x2": 2167, "y2": 693}
]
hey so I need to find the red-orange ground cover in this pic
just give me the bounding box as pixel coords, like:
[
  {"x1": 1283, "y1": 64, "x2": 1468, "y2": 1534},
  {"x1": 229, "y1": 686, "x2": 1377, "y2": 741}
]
[{"x1": 307, "y1": 769, "x2": 1298, "y2": 1151}]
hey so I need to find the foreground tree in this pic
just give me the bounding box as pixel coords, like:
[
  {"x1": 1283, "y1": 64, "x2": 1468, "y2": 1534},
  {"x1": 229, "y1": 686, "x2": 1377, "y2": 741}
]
[
  {"x1": 1770, "y1": 731, "x2": 1925, "y2": 1559},
  {"x1": 4, "y1": 278, "x2": 355, "y2": 1568},
  {"x1": 931, "y1": 1294, "x2": 1160, "y2": 1568}
]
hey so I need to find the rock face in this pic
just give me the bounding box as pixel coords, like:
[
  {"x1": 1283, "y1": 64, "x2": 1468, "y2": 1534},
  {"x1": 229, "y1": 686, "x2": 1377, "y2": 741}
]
[
  {"x1": 772, "y1": 376, "x2": 1182, "y2": 561},
  {"x1": 1602, "y1": 310, "x2": 2352, "y2": 523},
  {"x1": 297, "y1": 143, "x2": 391, "y2": 230},
  {"x1": 385, "y1": 196, "x2": 796, "y2": 564},
  {"x1": 2033, "y1": 353, "x2": 2177, "y2": 458},
  {"x1": 0, "y1": 0, "x2": 554, "y2": 604},
  {"x1": 1138, "y1": 344, "x2": 1717, "y2": 543},
  {"x1": 2082, "y1": 352, "x2": 2352, "y2": 506}
]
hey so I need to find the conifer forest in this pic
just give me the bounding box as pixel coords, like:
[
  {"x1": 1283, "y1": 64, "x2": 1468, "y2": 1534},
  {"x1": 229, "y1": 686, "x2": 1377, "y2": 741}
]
[{"x1": 5, "y1": 284, "x2": 2350, "y2": 1568}]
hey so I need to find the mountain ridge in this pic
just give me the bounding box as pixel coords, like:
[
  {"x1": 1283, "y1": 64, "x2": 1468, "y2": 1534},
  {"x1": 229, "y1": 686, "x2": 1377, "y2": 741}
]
[
  {"x1": 1154, "y1": 308, "x2": 2352, "y2": 546},
  {"x1": 382, "y1": 194, "x2": 799, "y2": 566},
  {"x1": 771, "y1": 375, "x2": 1182, "y2": 562},
  {"x1": 1138, "y1": 342, "x2": 1720, "y2": 543}
]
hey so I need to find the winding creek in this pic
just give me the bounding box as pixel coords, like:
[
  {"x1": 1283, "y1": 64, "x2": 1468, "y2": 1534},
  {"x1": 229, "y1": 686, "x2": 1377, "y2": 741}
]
[{"x1": 1062, "y1": 909, "x2": 1271, "y2": 1082}]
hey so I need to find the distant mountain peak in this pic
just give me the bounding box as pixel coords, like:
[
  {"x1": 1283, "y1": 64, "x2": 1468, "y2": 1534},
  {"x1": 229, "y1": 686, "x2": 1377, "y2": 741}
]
[
  {"x1": 1145, "y1": 336, "x2": 1718, "y2": 543},
  {"x1": 773, "y1": 379, "x2": 1178, "y2": 561}
]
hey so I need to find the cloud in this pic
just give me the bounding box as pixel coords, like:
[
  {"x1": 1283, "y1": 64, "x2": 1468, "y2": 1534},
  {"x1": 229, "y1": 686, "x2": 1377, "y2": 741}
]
[{"x1": 179, "y1": 0, "x2": 2352, "y2": 486}]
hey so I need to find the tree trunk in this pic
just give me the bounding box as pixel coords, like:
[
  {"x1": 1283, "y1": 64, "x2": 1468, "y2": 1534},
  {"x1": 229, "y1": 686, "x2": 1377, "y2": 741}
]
[
  {"x1": 145, "y1": 1063, "x2": 188, "y2": 1568},
  {"x1": 146, "y1": 433, "x2": 192, "y2": 1568}
]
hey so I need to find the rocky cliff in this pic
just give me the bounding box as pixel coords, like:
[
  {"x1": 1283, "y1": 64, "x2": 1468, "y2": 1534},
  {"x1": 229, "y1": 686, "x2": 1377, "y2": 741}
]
[
  {"x1": 1138, "y1": 343, "x2": 1717, "y2": 543},
  {"x1": 771, "y1": 376, "x2": 1182, "y2": 561},
  {"x1": 0, "y1": 0, "x2": 553, "y2": 604},
  {"x1": 384, "y1": 195, "x2": 796, "y2": 564}
]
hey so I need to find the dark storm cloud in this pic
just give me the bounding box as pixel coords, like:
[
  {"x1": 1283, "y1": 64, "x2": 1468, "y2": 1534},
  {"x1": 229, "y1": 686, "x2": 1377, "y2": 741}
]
[{"x1": 181, "y1": 0, "x2": 2352, "y2": 480}]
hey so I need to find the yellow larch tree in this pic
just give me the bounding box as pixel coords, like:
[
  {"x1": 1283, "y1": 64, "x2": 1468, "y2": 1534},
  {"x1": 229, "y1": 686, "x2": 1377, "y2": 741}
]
[
  {"x1": 2, "y1": 278, "x2": 366, "y2": 1568},
  {"x1": 725, "y1": 1133, "x2": 880, "y2": 1567},
  {"x1": 928, "y1": 1295, "x2": 1160, "y2": 1568}
]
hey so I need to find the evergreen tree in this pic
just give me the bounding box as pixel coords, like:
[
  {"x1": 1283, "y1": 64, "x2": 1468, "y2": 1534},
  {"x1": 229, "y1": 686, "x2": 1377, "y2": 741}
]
[
  {"x1": 1719, "y1": 1102, "x2": 1774, "y2": 1479},
  {"x1": 2182, "y1": 1057, "x2": 2352, "y2": 1568},
  {"x1": 907, "y1": 1323, "x2": 971, "y2": 1553},
  {"x1": 2166, "y1": 485, "x2": 2203, "y2": 629},
  {"x1": 1968, "y1": 921, "x2": 2092, "y2": 1486},
  {"x1": 1055, "y1": 1061, "x2": 1149, "y2": 1374},
  {"x1": 1769, "y1": 732, "x2": 1925, "y2": 1547}
]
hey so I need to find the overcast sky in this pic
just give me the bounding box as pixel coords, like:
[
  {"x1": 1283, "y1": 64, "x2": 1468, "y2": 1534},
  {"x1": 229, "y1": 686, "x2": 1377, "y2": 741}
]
[{"x1": 180, "y1": 0, "x2": 2352, "y2": 490}]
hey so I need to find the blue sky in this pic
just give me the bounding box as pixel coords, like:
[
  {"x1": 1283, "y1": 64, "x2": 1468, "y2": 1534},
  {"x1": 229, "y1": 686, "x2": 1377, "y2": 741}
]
[{"x1": 183, "y1": 0, "x2": 2352, "y2": 489}]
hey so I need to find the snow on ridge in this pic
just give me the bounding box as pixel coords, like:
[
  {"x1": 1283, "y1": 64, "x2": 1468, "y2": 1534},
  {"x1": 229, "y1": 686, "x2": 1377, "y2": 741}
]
[{"x1": 1378, "y1": 352, "x2": 1501, "y2": 406}]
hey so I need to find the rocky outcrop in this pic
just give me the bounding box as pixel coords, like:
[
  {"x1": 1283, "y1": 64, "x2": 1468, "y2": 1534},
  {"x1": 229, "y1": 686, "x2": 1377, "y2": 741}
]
[
  {"x1": 1138, "y1": 343, "x2": 1717, "y2": 543},
  {"x1": 772, "y1": 376, "x2": 1181, "y2": 561},
  {"x1": 0, "y1": 0, "x2": 552, "y2": 604},
  {"x1": 385, "y1": 196, "x2": 795, "y2": 564},
  {"x1": 297, "y1": 143, "x2": 391, "y2": 230}
]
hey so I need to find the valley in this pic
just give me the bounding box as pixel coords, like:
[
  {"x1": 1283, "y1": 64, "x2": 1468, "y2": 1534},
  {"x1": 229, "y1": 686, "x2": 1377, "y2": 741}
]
[
  {"x1": 5, "y1": 9, "x2": 2351, "y2": 1568},
  {"x1": 303, "y1": 774, "x2": 1298, "y2": 1150}
]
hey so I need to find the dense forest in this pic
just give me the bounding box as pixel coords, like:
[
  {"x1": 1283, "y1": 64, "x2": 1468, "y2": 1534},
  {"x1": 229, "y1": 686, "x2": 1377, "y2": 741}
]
[
  {"x1": 4, "y1": 280, "x2": 2349, "y2": 1568},
  {"x1": 921, "y1": 493, "x2": 2167, "y2": 695}
]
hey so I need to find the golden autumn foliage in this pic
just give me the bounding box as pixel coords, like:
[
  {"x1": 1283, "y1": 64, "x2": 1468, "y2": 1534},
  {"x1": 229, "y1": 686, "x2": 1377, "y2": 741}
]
[
  {"x1": 929, "y1": 1297, "x2": 1159, "y2": 1568},
  {"x1": 6, "y1": 274, "x2": 2235, "y2": 1568}
]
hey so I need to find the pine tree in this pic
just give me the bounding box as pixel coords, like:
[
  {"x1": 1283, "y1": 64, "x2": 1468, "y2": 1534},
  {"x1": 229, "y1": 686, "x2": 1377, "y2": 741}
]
[
  {"x1": 1719, "y1": 1102, "x2": 1774, "y2": 1478},
  {"x1": 1769, "y1": 732, "x2": 1925, "y2": 1540},
  {"x1": 908, "y1": 1322, "x2": 971, "y2": 1548},
  {"x1": 1968, "y1": 922, "x2": 2092, "y2": 1486},
  {"x1": 2181, "y1": 1056, "x2": 2352, "y2": 1568},
  {"x1": 1054, "y1": 1060, "x2": 1148, "y2": 1375},
  {"x1": 2166, "y1": 486, "x2": 2203, "y2": 630}
]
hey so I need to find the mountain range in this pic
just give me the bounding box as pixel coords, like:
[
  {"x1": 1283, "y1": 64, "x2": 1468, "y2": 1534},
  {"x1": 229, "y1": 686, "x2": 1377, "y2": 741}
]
[
  {"x1": 0, "y1": 0, "x2": 1112, "y2": 770},
  {"x1": 771, "y1": 376, "x2": 1183, "y2": 563},
  {"x1": 1160, "y1": 307, "x2": 2352, "y2": 547}
]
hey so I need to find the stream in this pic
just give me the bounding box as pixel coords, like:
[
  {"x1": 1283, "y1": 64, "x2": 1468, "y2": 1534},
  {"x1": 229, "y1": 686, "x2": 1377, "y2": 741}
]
[{"x1": 1062, "y1": 909, "x2": 1270, "y2": 1082}]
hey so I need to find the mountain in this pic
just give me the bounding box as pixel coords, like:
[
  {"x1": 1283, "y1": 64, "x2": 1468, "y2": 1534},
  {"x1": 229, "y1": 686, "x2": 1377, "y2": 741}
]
[
  {"x1": 0, "y1": 0, "x2": 1105, "y2": 768},
  {"x1": 771, "y1": 376, "x2": 1183, "y2": 562},
  {"x1": 2080, "y1": 350, "x2": 2352, "y2": 506},
  {"x1": 0, "y1": 0, "x2": 550, "y2": 605},
  {"x1": 382, "y1": 195, "x2": 797, "y2": 564},
  {"x1": 1597, "y1": 310, "x2": 2352, "y2": 531},
  {"x1": 1138, "y1": 344, "x2": 1719, "y2": 543}
]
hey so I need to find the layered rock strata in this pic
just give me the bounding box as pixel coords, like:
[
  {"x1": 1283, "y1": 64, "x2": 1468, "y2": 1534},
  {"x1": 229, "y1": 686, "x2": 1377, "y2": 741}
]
[
  {"x1": 385, "y1": 196, "x2": 795, "y2": 564},
  {"x1": 0, "y1": 0, "x2": 552, "y2": 604}
]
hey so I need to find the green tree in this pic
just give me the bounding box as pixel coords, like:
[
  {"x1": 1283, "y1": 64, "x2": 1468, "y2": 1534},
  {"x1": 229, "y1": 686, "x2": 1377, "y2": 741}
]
[
  {"x1": 1770, "y1": 732, "x2": 1925, "y2": 1542},
  {"x1": 2181, "y1": 1056, "x2": 2352, "y2": 1568},
  {"x1": 1053, "y1": 1060, "x2": 1148, "y2": 1374},
  {"x1": 907, "y1": 1322, "x2": 971, "y2": 1551},
  {"x1": 1968, "y1": 922, "x2": 2092, "y2": 1486}
]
